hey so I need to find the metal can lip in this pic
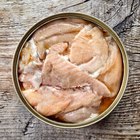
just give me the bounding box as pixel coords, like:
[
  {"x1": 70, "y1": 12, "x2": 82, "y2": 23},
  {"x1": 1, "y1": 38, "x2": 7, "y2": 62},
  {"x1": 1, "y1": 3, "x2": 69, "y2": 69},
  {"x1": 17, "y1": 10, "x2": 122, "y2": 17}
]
[{"x1": 12, "y1": 12, "x2": 129, "y2": 129}]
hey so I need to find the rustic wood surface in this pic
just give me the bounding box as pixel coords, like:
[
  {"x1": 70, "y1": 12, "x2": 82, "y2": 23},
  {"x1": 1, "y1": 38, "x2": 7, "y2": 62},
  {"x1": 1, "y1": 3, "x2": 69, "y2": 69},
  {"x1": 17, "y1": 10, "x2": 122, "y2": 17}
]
[{"x1": 0, "y1": 0, "x2": 140, "y2": 139}]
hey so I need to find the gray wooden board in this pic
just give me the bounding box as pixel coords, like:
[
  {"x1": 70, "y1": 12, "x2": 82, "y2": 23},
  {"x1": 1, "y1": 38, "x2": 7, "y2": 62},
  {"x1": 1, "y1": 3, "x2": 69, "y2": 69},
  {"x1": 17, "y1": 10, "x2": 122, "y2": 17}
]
[{"x1": 0, "y1": 0, "x2": 140, "y2": 139}]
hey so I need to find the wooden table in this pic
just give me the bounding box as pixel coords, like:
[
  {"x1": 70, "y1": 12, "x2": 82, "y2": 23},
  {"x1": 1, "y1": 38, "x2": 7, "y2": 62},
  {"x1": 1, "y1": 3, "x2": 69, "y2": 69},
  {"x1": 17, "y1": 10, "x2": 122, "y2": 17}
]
[{"x1": 0, "y1": 0, "x2": 140, "y2": 139}]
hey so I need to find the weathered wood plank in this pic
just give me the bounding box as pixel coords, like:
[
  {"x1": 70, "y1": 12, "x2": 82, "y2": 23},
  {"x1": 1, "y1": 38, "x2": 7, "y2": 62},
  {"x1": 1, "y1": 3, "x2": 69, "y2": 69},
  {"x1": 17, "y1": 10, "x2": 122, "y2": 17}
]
[{"x1": 0, "y1": 0, "x2": 140, "y2": 139}]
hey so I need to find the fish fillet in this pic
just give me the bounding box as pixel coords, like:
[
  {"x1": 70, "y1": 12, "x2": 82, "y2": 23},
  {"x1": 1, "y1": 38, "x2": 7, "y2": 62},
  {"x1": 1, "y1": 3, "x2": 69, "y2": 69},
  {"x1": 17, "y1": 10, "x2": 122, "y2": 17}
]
[
  {"x1": 49, "y1": 42, "x2": 68, "y2": 54},
  {"x1": 63, "y1": 88, "x2": 102, "y2": 113},
  {"x1": 44, "y1": 32, "x2": 78, "y2": 47},
  {"x1": 33, "y1": 23, "x2": 83, "y2": 41},
  {"x1": 42, "y1": 52, "x2": 111, "y2": 97},
  {"x1": 57, "y1": 107, "x2": 97, "y2": 123},
  {"x1": 23, "y1": 86, "x2": 72, "y2": 116},
  {"x1": 22, "y1": 86, "x2": 101, "y2": 117},
  {"x1": 98, "y1": 42, "x2": 123, "y2": 97},
  {"x1": 69, "y1": 26, "x2": 108, "y2": 65}
]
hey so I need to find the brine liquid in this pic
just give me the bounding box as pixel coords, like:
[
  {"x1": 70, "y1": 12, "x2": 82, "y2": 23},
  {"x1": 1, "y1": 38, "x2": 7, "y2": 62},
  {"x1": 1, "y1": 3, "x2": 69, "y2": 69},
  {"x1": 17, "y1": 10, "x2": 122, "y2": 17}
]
[{"x1": 99, "y1": 97, "x2": 116, "y2": 114}]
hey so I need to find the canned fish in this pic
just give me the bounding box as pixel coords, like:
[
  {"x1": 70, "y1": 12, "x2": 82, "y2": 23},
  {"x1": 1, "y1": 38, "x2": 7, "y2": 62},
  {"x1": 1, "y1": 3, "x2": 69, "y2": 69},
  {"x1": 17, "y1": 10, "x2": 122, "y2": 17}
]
[{"x1": 12, "y1": 13, "x2": 129, "y2": 128}]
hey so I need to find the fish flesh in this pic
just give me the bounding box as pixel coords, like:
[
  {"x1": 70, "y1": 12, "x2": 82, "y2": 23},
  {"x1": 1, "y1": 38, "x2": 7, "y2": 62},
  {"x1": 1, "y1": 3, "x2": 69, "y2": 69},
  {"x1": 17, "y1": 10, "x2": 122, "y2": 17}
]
[
  {"x1": 49, "y1": 42, "x2": 68, "y2": 54},
  {"x1": 33, "y1": 22, "x2": 83, "y2": 41},
  {"x1": 63, "y1": 87, "x2": 102, "y2": 113},
  {"x1": 69, "y1": 26, "x2": 108, "y2": 65},
  {"x1": 23, "y1": 87, "x2": 72, "y2": 116},
  {"x1": 98, "y1": 39, "x2": 123, "y2": 96},
  {"x1": 19, "y1": 61, "x2": 42, "y2": 89},
  {"x1": 23, "y1": 85, "x2": 102, "y2": 117},
  {"x1": 57, "y1": 107, "x2": 98, "y2": 123},
  {"x1": 44, "y1": 32, "x2": 78, "y2": 47},
  {"x1": 42, "y1": 52, "x2": 111, "y2": 97}
]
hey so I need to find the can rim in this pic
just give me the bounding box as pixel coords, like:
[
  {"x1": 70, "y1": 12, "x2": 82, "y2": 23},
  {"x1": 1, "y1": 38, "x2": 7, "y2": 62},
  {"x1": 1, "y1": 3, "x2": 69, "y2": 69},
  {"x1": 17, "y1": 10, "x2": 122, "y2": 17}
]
[{"x1": 12, "y1": 12, "x2": 129, "y2": 128}]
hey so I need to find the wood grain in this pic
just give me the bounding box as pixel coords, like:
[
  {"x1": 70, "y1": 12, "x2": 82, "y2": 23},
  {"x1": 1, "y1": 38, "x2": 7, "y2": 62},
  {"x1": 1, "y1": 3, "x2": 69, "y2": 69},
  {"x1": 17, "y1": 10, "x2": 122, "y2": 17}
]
[{"x1": 0, "y1": 0, "x2": 140, "y2": 139}]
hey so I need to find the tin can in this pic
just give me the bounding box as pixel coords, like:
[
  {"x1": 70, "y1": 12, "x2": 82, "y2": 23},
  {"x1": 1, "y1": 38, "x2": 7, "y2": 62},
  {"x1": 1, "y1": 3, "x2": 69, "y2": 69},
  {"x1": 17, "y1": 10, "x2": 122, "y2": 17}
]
[{"x1": 12, "y1": 13, "x2": 129, "y2": 128}]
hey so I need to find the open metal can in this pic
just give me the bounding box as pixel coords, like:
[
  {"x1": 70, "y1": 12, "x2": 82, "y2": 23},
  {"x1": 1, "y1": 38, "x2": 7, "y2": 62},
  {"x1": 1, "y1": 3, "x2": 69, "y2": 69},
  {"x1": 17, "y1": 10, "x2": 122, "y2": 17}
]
[{"x1": 12, "y1": 13, "x2": 129, "y2": 128}]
